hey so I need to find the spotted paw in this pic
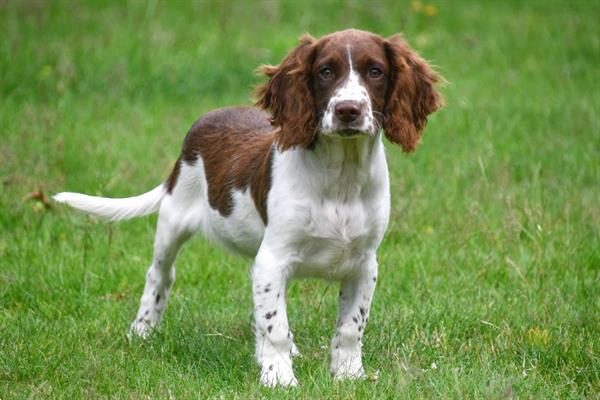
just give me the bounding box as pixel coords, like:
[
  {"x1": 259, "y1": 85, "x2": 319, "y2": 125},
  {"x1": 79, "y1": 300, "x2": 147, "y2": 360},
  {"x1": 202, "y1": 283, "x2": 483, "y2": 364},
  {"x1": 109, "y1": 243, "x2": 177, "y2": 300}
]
[
  {"x1": 260, "y1": 362, "x2": 298, "y2": 388},
  {"x1": 128, "y1": 319, "x2": 154, "y2": 339}
]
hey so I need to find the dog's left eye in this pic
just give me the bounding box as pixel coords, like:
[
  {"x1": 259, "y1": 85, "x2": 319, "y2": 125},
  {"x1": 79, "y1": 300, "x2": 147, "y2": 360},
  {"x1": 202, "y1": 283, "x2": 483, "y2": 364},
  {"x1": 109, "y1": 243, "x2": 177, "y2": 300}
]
[{"x1": 368, "y1": 67, "x2": 383, "y2": 79}]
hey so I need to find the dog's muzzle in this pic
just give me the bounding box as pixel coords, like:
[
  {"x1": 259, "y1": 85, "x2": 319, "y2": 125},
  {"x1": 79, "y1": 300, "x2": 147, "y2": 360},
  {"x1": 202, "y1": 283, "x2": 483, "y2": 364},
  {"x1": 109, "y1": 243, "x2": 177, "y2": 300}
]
[{"x1": 331, "y1": 100, "x2": 373, "y2": 136}]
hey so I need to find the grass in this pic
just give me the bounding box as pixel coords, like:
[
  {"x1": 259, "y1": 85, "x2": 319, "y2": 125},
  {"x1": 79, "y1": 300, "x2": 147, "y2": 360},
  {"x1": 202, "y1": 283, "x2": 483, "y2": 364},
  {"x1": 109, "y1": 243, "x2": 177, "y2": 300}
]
[{"x1": 1, "y1": 0, "x2": 599, "y2": 398}]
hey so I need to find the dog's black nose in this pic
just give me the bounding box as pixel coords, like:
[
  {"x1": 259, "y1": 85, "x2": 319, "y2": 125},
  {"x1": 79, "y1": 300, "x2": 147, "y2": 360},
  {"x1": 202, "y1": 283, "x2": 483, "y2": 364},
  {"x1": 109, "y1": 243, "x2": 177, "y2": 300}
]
[{"x1": 334, "y1": 101, "x2": 362, "y2": 123}]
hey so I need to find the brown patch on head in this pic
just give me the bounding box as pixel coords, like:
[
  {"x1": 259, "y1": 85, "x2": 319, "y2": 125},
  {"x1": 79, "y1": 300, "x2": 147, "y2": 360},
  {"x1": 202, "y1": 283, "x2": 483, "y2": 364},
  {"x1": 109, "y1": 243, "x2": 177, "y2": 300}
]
[
  {"x1": 255, "y1": 34, "x2": 318, "y2": 151},
  {"x1": 383, "y1": 34, "x2": 443, "y2": 152},
  {"x1": 179, "y1": 107, "x2": 275, "y2": 224}
]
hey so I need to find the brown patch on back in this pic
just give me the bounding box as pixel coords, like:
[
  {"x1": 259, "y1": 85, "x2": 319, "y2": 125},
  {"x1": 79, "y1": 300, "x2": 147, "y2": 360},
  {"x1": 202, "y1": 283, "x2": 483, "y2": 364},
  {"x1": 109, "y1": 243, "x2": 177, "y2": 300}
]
[
  {"x1": 165, "y1": 156, "x2": 181, "y2": 194},
  {"x1": 176, "y1": 106, "x2": 276, "y2": 224}
]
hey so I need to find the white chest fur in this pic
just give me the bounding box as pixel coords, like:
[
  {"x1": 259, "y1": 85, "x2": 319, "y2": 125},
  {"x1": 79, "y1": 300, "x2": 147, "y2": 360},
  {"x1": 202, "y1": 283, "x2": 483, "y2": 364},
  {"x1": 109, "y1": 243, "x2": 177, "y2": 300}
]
[{"x1": 263, "y1": 134, "x2": 390, "y2": 279}]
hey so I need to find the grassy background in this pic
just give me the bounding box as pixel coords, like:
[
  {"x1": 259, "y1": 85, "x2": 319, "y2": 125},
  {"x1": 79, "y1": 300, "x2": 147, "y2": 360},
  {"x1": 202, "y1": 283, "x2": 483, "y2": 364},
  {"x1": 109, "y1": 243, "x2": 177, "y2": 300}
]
[{"x1": 1, "y1": 0, "x2": 598, "y2": 398}]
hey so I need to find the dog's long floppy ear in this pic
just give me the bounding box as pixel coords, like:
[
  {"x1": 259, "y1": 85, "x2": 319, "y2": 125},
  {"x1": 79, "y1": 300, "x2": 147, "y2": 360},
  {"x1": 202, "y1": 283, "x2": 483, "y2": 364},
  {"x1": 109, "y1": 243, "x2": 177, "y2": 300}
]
[
  {"x1": 383, "y1": 34, "x2": 443, "y2": 152},
  {"x1": 255, "y1": 34, "x2": 317, "y2": 151}
]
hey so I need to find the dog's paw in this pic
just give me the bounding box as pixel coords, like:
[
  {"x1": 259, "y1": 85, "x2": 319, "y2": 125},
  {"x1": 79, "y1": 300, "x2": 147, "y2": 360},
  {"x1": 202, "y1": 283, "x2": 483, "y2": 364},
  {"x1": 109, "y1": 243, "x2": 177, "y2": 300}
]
[
  {"x1": 330, "y1": 349, "x2": 365, "y2": 380},
  {"x1": 260, "y1": 362, "x2": 298, "y2": 388},
  {"x1": 128, "y1": 319, "x2": 154, "y2": 339}
]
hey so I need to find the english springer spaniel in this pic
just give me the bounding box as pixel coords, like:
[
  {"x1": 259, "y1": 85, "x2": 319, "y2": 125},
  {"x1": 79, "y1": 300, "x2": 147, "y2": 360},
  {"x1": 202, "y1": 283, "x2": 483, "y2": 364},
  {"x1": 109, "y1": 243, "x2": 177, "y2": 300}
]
[{"x1": 54, "y1": 29, "x2": 442, "y2": 387}]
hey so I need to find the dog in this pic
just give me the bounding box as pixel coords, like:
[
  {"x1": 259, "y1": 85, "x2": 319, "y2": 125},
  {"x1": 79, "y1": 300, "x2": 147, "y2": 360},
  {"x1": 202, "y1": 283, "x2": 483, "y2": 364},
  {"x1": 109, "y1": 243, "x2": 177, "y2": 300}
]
[{"x1": 54, "y1": 29, "x2": 442, "y2": 387}]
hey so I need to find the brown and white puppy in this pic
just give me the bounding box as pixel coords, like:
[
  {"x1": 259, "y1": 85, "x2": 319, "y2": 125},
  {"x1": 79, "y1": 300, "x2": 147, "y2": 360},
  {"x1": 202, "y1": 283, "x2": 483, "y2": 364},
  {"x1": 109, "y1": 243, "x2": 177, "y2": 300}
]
[{"x1": 54, "y1": 29, "x2": 442, "y2": 387}]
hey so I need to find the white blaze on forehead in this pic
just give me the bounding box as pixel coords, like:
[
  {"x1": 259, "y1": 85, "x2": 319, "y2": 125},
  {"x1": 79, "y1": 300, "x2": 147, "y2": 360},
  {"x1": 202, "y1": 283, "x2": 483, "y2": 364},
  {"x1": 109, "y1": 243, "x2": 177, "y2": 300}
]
[
  {"x1": 337, "y1": 44, "x2": 364, "y2": 101},
  {"x1": 346, "y1": 45, "x2": 354, "y2": 72},
  {"x1": 320, "y1": 45, "x2": 375, "y2": 134}
]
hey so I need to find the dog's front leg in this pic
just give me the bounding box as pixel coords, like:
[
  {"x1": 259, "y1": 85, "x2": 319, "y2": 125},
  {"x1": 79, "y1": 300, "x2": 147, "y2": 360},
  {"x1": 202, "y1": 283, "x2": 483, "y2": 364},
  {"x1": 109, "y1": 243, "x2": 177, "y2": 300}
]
[
  {"x1": 330, "y1": 253, "x2": 378, "y2": 379},
  {"x1": 252, "y1": 247, "x2": 297, "y2": 387}
]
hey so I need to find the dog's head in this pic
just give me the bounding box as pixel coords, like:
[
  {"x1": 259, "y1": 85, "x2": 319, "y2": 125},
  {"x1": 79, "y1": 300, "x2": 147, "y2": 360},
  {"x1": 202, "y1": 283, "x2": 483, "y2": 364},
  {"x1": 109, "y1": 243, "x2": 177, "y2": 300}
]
[{"x1": 256, "y1": 29, "x2": 443, "y2": 152}]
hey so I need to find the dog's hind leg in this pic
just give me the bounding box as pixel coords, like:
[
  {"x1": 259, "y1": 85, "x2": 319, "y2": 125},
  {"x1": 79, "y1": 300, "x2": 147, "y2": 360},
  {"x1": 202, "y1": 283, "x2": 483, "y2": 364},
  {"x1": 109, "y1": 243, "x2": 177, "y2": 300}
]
[
  {"x1": 128, "y1": 200, "x2": 193, "y2": 338},
  {"x1": 129, "y1": 167, "x2": 203, "y2": 338}
]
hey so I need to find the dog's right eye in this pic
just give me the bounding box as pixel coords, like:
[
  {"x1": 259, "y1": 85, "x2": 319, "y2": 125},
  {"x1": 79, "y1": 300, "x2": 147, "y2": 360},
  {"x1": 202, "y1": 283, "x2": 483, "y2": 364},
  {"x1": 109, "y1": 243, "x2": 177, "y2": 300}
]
[{"x1": 318, "y1": 67, "x2": 334, "y2": 80}]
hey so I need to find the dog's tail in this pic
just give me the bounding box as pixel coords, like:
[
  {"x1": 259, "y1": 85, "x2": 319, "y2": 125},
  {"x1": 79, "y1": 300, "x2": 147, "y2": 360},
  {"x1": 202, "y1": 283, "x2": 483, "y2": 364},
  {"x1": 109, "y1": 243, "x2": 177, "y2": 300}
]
[{"x1": 53, "y1": 184, "x2": 166, "y2": 221}]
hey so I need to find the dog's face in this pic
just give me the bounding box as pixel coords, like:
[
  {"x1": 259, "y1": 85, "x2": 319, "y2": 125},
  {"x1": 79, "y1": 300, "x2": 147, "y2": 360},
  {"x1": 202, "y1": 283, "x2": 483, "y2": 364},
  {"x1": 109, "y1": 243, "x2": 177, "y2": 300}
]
[
  {"x1": 312, "y1": 32, "x2": 389, "y2": 138},
  {"x1": 256, "y1": 29, "x2": 442, "y2": 151}
]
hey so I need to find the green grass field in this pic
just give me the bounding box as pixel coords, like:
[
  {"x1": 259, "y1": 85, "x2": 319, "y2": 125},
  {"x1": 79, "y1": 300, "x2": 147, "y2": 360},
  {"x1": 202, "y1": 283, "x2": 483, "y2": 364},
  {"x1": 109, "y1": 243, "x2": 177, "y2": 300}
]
[{"x1": 1, "y1": 0, "x2": 598, "y2": 398}]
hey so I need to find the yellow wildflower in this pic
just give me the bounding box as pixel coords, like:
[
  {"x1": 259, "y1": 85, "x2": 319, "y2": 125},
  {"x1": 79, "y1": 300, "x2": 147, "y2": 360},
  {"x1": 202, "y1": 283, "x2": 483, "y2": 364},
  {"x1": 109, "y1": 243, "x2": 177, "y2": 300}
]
[{"x1": 424, "y1": 4, "x2": 438, "y2": 17}]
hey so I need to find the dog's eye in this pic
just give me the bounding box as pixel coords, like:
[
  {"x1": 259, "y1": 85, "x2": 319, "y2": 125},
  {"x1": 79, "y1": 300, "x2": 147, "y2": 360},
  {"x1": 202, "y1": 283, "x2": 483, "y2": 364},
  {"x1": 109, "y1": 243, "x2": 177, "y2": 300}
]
[
  {"x1": 368, "y1": 67, "x2": 383, "y2": 79},
  {"x1": 319, "y1": 67, "x2": 334, "y2": 80}
]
